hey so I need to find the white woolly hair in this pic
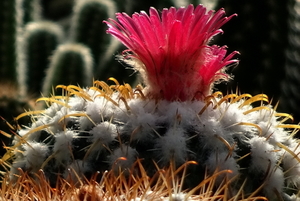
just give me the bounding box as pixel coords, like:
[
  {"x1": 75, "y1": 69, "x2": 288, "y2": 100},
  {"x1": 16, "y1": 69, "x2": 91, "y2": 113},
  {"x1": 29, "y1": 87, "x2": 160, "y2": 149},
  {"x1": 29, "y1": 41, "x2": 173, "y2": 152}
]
[
  {"x1": 79, "y1": 101, "x2": 103, "y2": 130},
  {"x1": 217, "y1": 102, "x2": 254, "y2": 133},
  {"x1": 48, "y1": 106, "x2": 69, "y2": 132},
  {"x1": 155, "y1": 126, "x2": 188, "y2": 166},
  {"x1": 282, "y1": 144, "x2": 300, "y2": 186},
  {"x1": 88, "y1": 121, "x2": 118, "y2": 154},
  {"x1": 196, "y1": 118, "x2": 235, "y2": 153},
  {"x1": 256, "y1": 120, "x2": 290, "y2": 145},
  {"x1": 67, "y1": 95, "x2": 87, "y2": 111},
  {"x1": 263, "y1": 167, "x2": 285, "y2": 200},
  {"x1": 79, "y1": 93, "x2": 122, "y2": 130},
  {"x1": 124, "y1": 99, "x2": 161, "y2": 141},
  {"x1": 89, "y1": 121, "x2": 118, "y2": 142},
  {"x1": 249, "y1": 136, "x2": 285, "y2": 197},
  {"x1": 249, "y1": 136, "x2": 278, "y2": 172},
  {"x1": 53, "y1": 130, "x2": 75, "y2": 163},
  {"x1": 22, "y1": 141, "x2": 49, "y2": 172},
  {"x1": 205, "y1": 151, "x2": 238, "y2": 182}
]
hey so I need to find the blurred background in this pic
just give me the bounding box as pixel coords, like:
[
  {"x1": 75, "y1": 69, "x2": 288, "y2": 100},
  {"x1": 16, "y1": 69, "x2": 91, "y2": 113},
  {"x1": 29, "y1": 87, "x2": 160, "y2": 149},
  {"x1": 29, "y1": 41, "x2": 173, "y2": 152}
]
[{"x1": 0, "y1": 0, "x2": 299, "y2": 156}]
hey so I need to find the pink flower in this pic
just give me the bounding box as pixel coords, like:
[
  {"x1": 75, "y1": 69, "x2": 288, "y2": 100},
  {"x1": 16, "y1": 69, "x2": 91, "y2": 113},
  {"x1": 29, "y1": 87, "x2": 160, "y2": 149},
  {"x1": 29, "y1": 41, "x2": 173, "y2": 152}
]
[{"x1": 105, "y1": 4, "x2": 238, "y2": 101}]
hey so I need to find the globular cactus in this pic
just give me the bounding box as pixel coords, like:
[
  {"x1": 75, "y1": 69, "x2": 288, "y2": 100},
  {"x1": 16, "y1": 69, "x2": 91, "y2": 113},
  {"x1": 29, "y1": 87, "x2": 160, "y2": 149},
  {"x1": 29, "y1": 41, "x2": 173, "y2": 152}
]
[
  {"x1": 19, "y1": 21, "x2": 64, "y2": 96},
  {"x1": 42, "y1": 43, "x2": 94, "y2": 96},
  {"x1": 3, "y1": 4, "x2": 300, "y2": 201}
]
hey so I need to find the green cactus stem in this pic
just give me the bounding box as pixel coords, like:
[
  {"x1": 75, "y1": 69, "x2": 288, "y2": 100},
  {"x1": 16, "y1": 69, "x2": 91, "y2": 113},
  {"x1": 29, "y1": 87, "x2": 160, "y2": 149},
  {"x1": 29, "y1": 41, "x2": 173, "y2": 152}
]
[
  {"x1": 69, "y1": 0, "x2": 117, "y2": 77},
  {"x1": 18, "y1": 21, "x2": 64, "y2": 96},
  {"x1": 0, "y1": 0, "x2": 23, "y2": 83},
  {"x1": 42, "y1": 43, "x2": 94, "y2": 96},
  {"x1": 22, "y1": 0, "x2": 42, "y2": 24},
  {"x1": 281, "y1": 0, "x2": 300, "y2": 123},
  {"x1": 214, "y1": 0, "x2": 288, "y2": 103}
]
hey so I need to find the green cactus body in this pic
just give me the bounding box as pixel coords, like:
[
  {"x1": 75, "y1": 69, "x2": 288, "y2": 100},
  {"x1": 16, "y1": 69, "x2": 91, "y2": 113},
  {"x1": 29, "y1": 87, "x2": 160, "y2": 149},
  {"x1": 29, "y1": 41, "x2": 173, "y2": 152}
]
[
  {"x1": 19, "y1": 21, "x2": 64, "y2": 96},
  {"x1": 42, "y1": 43, "x2": 93, "y2": 96},
  {"x1": 22, "y1": 0, "x2": 42, "y2": 24},
  {"x1": 281, "y1": 0, "x2": 300, "y2": 123},
  {"x1": 214, "y1": 0, "x2": 289, "y2": 106},
  {"x1": 69, "y1": 0, "x2": 117, "y2": 79},
  {"x1": 0, "y1": 0, "x2": 23, "y2": 82}
]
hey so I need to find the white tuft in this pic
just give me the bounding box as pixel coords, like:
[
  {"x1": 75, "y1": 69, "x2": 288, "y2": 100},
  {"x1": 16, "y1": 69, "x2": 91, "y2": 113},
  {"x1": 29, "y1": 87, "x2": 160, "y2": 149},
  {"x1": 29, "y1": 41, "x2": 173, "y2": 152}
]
[
  {"x1": 88, "y1": 121, "x2": 118, "y2": 153},
  {"x1": 282, "y1": 142, "x2": 300, "y2": 187},
  {"x1": 249, "y1": 136, "x2": 285, "y2": 196},
  {"x1": 249, "y1": 136, "x2": 278, "y2": 172},
  {"x1": 263, "y1": 167, "x2": 284, "y2": 199},
  {"x1": 124, "y1": 99, "x2": 160, "y2": 141},
  {"x1": 22, "y1": 141, "x2": 49, "y2": 172},
  {"x1": 155, "y1": 126, "x2": 188, "y2": 165},
  {"x1": 53, "y1": 130, "x2": 76, "y2": 163}
]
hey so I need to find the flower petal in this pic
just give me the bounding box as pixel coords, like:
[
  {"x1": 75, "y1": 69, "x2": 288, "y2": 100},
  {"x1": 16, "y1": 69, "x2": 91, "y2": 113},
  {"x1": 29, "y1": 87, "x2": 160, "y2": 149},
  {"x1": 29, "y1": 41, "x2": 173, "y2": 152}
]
[{"x1": 104, "y1": 5, "x2": 238, "y2": 101}]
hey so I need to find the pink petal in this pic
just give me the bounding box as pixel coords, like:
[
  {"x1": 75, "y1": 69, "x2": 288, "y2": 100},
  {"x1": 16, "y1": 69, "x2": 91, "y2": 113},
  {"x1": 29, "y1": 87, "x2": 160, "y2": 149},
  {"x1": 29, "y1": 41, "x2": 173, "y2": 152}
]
[{"x1": 104, "y1": 5, "x2": 238, "y2": 101}]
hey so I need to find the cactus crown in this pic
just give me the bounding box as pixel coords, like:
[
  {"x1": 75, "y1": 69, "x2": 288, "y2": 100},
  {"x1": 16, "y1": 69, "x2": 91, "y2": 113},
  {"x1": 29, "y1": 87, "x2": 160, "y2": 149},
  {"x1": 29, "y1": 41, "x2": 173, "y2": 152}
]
[{"x1": 105, "y1": 5, "x2": 238, "y2": 101}]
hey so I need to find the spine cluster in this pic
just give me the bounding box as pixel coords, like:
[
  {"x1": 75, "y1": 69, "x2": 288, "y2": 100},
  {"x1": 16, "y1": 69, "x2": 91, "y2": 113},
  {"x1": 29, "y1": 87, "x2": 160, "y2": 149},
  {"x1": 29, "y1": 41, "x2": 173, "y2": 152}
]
[{"x1": 8, "y1": 82, "x2": 300, "y2": 200}]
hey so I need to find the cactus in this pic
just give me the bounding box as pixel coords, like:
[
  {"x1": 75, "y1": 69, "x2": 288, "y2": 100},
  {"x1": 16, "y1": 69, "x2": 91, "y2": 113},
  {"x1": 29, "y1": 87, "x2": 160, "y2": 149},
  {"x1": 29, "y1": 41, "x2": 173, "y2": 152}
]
[
  {"x1": 42, "y1": 43, "x2": 94, "y2": 95},
  {"x1": 0, "y1": 0, "x2": 296, "y2": 117},
  {"x1": 18, "y1": 21, "x2": 64, "y2": 96},
  {"x1": 281, "y1": 0, "x2": 300, "y2": 123},
  {"x1": 69, "y1": 0, "x2": 120, "y2": 80},
  {"x1": 3, "y1": 5, "x2": 300, "y2": 200},
  {"x1": 213, "y1": 0, "x2": 289, "y2": 111},
  {"x1": 22, "y1": 0, "x2": 42, "y2": 23},
  {"x1": 0, "y1": 0, "x2": 23, "y2": 82}
]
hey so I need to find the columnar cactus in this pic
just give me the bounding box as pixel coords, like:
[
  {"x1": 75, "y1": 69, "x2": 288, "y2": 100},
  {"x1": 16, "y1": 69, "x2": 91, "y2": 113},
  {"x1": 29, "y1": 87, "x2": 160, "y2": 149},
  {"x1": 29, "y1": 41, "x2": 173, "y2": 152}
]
[
  {"x1": 22, "y1": 0, "x2": 42, "y2": 23},
  {"x1": 69, "y1": 0, "x2": 119, "y2": 79},
  {"x1": 281, "y1": 0, "x2": 300, "y2": 123},
  {"x1": 0, "y1": 0, "x2": 23, "y2": 82},
  {"x1": 4, "y1": 4, "x2": 300, "y2": 201},
  {"x1": 214, "y1": 0, "x2": 289, "y2": 108},
  {"x1": 19, "y1": 21, "x2": 64, "y2": 96},
  {"x1": 42, "y1": 43, "x2": 94, "y2": 95}
]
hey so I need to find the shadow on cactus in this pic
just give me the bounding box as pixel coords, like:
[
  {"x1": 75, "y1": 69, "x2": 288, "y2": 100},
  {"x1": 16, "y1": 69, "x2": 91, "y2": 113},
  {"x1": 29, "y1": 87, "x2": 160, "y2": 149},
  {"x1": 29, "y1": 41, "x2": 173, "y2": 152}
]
[{"x1": 2, "y1": 4, "x2": 300, "y2": 201}]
